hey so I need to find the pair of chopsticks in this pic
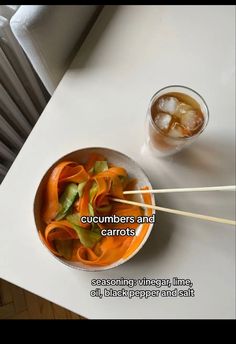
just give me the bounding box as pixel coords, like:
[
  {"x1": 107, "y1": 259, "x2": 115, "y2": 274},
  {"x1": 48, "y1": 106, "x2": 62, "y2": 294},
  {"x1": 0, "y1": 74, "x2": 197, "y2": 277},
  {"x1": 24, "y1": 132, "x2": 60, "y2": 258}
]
[{"x1": 111, "y1": 185, "x2": 236, "y2": 226}]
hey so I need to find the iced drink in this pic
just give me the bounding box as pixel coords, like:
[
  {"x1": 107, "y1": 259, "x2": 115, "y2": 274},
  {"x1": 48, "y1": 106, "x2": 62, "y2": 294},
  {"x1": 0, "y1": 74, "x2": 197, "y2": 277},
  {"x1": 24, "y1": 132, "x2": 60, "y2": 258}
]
[{"x1": 146, "y1": 86, "x2": 209, "y2": 157}]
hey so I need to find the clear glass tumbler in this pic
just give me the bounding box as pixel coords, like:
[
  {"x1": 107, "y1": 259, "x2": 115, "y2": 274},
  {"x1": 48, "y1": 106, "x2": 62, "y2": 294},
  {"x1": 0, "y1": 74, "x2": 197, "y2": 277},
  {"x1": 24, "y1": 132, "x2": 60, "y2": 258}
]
[{"x1": 145, "y1": 85, "x2": 209, "y2": 157}]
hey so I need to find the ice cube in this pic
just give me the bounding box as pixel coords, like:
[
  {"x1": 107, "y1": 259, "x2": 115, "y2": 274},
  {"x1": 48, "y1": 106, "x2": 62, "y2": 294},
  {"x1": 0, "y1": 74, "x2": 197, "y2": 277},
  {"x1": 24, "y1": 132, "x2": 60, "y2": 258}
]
[
  {"x1": 154, "y1": 113, "x2": 172, "y2": 131},
  {"x1": 157, "y1": 96, "x2": 179, "y2": 114},
  {"x1": 168, "y1": 123, "x2": 187, "y2": 138},
  {"x1": 180, "y1": 110, "x2": 203, "y2": 131},
  {"x1": 176, "y1": 102, "x2": 192, "y2": 115}
]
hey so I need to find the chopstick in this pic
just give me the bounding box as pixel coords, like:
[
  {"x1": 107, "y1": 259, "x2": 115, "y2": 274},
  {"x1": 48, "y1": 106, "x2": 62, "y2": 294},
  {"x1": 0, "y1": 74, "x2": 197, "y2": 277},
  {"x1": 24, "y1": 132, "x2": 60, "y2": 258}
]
[
  {"x1": 123, "y1": 185, "x2": 236, "y2": 195},
  {"x1": 111, "y1": 198, "x2": 236, "y2": 226}
]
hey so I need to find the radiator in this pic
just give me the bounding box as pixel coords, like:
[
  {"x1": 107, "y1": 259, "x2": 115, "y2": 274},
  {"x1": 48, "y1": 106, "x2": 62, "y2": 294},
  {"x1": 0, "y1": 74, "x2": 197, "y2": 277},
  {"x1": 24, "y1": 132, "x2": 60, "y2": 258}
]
[{"x1": 0, "y1": 5, "x2": 49, "y2": 183}]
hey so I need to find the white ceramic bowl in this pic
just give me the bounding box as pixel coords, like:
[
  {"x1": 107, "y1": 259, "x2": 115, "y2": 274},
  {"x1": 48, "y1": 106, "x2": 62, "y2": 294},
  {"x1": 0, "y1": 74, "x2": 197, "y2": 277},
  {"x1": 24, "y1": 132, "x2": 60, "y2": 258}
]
[{"x1": 34, "y1": 147, "x2": 155, "y2": 271}]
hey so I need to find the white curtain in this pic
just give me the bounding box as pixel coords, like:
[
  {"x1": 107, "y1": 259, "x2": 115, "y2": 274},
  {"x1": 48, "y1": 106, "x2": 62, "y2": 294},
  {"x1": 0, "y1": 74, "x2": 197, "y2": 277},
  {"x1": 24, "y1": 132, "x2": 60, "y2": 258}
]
[{"x1": 0, "y1": 5, "x2": 49, "y2": 183}]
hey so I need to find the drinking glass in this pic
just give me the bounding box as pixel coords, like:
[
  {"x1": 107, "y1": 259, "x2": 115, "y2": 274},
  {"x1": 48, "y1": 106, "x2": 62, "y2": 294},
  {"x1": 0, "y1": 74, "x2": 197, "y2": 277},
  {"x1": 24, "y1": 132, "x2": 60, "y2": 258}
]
[{"x1": 145, "y1": 85, "x2": 209, "y2": 157}]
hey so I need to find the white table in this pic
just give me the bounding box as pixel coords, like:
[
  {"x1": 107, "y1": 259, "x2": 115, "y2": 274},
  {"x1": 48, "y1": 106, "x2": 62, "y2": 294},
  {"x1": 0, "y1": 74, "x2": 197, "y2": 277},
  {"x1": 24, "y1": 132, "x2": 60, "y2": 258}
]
[{"x1": 0, "y1": 5, "x2": 235, "y2": 319}]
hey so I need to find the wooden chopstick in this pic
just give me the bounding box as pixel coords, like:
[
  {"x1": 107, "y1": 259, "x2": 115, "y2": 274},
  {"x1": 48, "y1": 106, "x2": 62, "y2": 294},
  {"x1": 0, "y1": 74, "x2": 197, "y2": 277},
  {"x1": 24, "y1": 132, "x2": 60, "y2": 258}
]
[
  {"x1": 111, "y1": 198, "x2": 236, "y2": 226},
  {"x1": 123, "y1": 185, "x2": 236, "y2": 195}
]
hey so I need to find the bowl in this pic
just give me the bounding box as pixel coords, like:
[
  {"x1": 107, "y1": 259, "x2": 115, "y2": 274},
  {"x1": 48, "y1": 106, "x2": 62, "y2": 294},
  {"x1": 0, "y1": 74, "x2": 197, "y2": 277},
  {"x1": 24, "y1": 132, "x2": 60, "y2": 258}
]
[{"x1": 34, "y1": 147, "x2": 155, "y2": 271}]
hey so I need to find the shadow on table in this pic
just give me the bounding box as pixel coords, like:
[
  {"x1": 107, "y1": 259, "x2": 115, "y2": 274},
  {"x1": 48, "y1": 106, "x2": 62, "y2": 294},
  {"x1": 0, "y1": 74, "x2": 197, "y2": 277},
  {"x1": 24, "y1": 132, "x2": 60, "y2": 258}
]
[
  {"x1": 143, "y1": 135, "x2": 235, "y2": 188},
  {"x1": 170, "y1": 135, "x2": 235, "y2": 180},
  {"x1": 70, "y1": 5, "x2": 119, "y2": 70},
  {"x1": 131, "y1": 134, "x2": 235, "y2": 264}
]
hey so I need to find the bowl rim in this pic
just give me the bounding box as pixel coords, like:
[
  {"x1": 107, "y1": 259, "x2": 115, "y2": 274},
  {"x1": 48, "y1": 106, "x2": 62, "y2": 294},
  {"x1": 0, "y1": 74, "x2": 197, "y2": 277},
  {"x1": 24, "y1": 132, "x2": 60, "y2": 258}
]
[{"x1": 33, "y1": 146, "x2": 156, "y2": 271}]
